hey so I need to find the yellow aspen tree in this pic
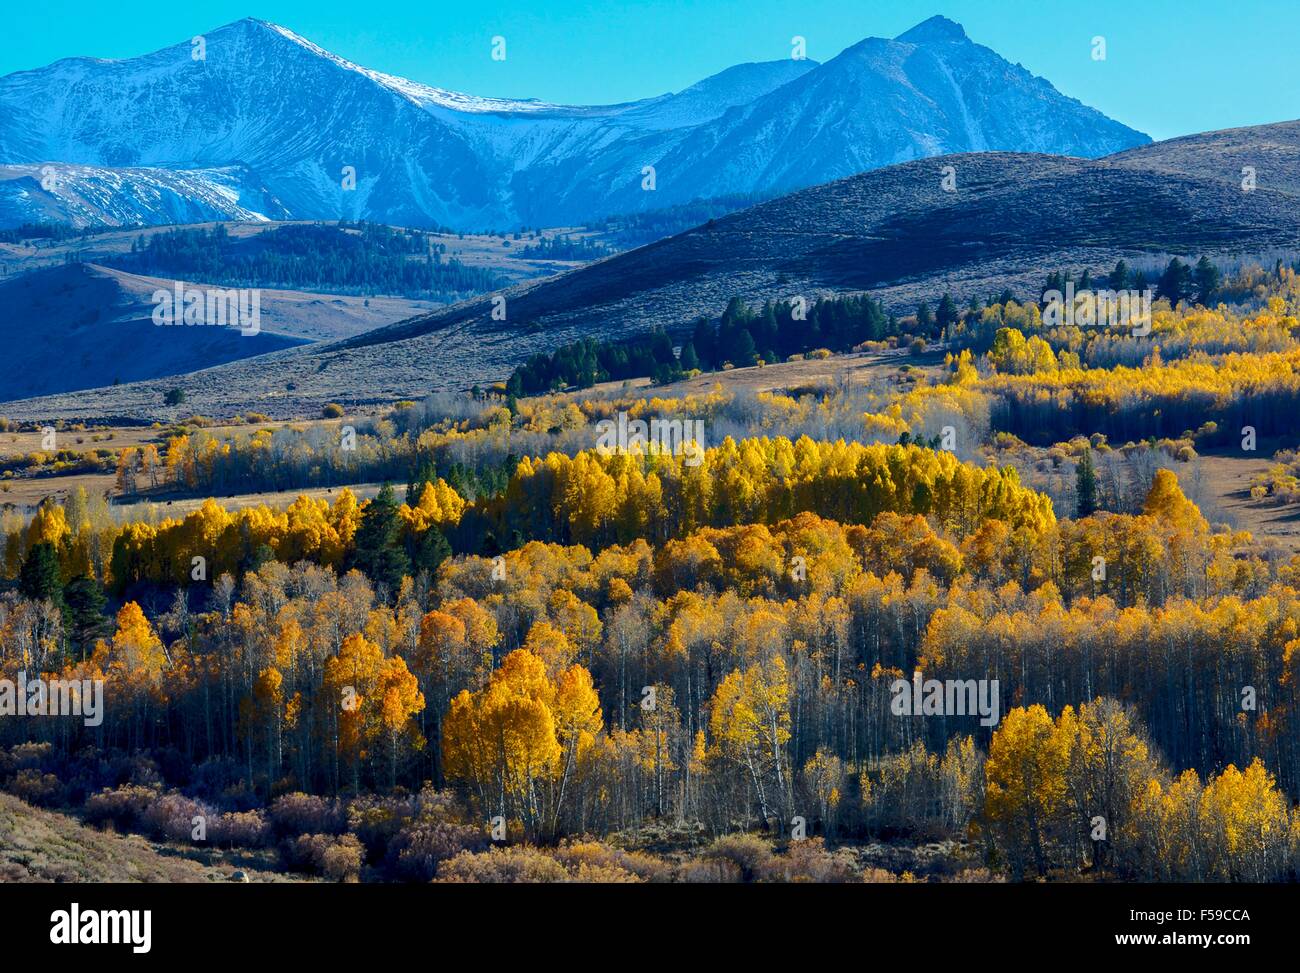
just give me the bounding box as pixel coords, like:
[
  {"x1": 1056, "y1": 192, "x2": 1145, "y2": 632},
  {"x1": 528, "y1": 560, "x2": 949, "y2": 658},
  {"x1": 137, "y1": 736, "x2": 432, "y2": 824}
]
[
  {"x1": 443, "y1": 649, "x2": 561, "y2": 835},
  {"x1": 984, "y1": 704, "x2": 1071, "y2": 878},
  {"x1": 707, "y1": 655, "x2": 791, "y2": 826}
]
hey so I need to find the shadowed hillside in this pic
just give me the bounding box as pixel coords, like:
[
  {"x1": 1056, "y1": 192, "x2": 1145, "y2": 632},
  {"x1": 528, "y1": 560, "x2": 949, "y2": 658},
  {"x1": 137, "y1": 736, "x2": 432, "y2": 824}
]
[
  {"x1": 0, "y1": 263, "x2": 448, "y2": 400},
  {"x1": 7, "y1": 120, "x2": 1300, "y2": 420}
]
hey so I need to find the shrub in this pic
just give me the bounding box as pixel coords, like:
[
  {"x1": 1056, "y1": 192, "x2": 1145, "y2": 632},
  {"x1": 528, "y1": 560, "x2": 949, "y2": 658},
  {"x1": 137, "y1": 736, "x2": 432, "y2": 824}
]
[
  {"x1": 386, "y1": 821, "x2": 487, "y2": 882},
  {"x1": 322, "y1": 403, "x2": 346, "y2": 419},
  {"x1": 347, "y1": 795, "x2": 417, "y2": 859},
  {"x1": 552, "y1": 841, "x2": 670, "y2": 882},
  {"x1": 189, "y1": 756, "x2": 245, "y2": 802},
  {"x1": 141, "y1": 792, "x2": 211, "y2": 842},
  {"x1": 756, "y1": 838, "x2": 857, "y2": 883},
  {"x1": 702, "y1": 833, "x2": 774, "y2": 882},
  {"x1": 676, "y1": 859, "x2": 741, "y2": 882},
  {"x1": 318, "y1": 836, "x2": 364, "y2": 882},
  {"x1": 434, "y1": 846, "x2": 569, "y2": 883},
  {"x1": 85, "y1": 785, "x2": 160, "y2": 832},
  {"x1": 9, "y1": 769, "x2": 65, "y2": 806},
  {"x1": 7, "y1": 742, "x2": 55, "y2": 772},
  {"x1": 210, "y1": 810, "x2": 272, "y2": 849},
  {"x1": 946, "y1": 868, "x2": 1003, "y2": 883},
  {"x1": 412, "y1": 785, "x2": 462, "y2": 821},
  {"x1": 284, "y1": 833, "x2": 364, "y2": 882},
  {"x1": 269, "y1": 792, "x2": 346, "y2": 837}
]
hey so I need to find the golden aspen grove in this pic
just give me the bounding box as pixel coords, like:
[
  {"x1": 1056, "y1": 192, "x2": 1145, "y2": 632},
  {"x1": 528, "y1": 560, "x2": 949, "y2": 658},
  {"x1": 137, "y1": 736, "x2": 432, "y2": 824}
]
[{"x1": 4, "y1": 262, "x2": 1300, "y2": 885}]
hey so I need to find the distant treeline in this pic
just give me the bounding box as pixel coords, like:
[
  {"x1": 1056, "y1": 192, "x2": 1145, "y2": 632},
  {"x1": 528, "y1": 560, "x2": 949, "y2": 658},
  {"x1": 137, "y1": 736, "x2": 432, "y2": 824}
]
[
  {"x1": 0, "y1": 221, "x2": 113, "y2": 243},
  {"x1": 592, "y1": 193, "x2": 772, "y2": 248},
  {"x1": 506, "y1": 293, "x2": 897, "y2": 395},
  {"x1": 517, "y1": 235, "x2": 611, "y2": 260},
  {"x1": 107, "y1": 222, "x2": 507, "y2": 300},
  {"x1": 508, "y1": 331, "x2": 682, "y2": 395}
]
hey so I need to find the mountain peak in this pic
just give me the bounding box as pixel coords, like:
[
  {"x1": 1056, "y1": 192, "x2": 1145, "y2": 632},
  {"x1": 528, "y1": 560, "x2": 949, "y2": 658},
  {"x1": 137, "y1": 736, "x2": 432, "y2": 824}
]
[
  {"x1": 210, "y1": 17, "x2": 286, "y2": 38},
  {"x1": 896, "y1": 15, "x2": 969, "y2": 44},
  {"x1": 0, "y1": 16, "x2": 1149, "y2": 232}
]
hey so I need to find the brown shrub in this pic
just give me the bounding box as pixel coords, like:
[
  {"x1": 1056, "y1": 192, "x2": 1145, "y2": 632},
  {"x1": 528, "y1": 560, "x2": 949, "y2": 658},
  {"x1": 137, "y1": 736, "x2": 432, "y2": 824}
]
[
  {"x1": 84, "y1": 785, "x2": 159, "y2": 832},
  {"x1": 318, "y1": 837, "x2": 364, "y2": 882},
  {"x1": 210, "y1": 810, "x2": 272, "y2": 849},
  {"x1": 269, "y1": 792, "x2": 346, "y2": 837},
  {"x1": 346, "y1": 795, "x2": 416, "y2": 858},
  {"x1": 386, "y1": 821, "x2": 487, "y2": 882},
  {"x1": 142, "y1": 792, "x2": 211, "y2": 843},
  {"x1": 702, "y1": 833, "x2": 774, "y2": 882},
  {"x1": 7, "y1": 742, "x2": 55, "y2": 771},
  {"x1": 676, "y1": 859, "x2": 741, "y2": 882},
  {"x1": 8, "y1": 769, "x2": 65, "y2": 807},
  {"x1": 552, "y1": 841, "x2": 670, "y2": 883},
  {"x1": 285, "y1": 833, "x2": 364, "y2": 882},
  {"x1": 434, "y1": 846, "x2": 569, "y2": 883},
  {"x1": 756, "y1": 838, "x2": 857, "y2": 883}
]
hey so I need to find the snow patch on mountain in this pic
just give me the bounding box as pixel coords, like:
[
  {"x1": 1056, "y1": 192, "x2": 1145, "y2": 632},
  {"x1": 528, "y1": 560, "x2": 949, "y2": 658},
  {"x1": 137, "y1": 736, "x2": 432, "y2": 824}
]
[{"x1": 0, "y1": 163, "x2": 289, "y2": 227}]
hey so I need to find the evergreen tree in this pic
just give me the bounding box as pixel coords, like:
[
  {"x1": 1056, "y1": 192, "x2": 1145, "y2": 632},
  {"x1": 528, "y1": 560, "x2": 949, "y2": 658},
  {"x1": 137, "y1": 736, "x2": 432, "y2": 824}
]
[
  {"x1": 411, "y1": 526, "x2": 452, "y2": 577},
  {"x1": 351, "y1": 484, "x2": 411, "y2": 598},
  {"x1": 691, "y1": 317, "x2": 716, "y2": 369},
  {"x1": 936, "y1": 294, "x2": 959, "y2": 334},
  {"x1": 241, "y1": 543, "x2": 276, "y2": 578},
  {"x1": 721, "y1": 296, "x2": 751, "y2": 329},
  {"x1": 63, "y1": 575, "x2": 108, "y2": 659},
  {"x1": 680, "y1": 341, "x2": 700, "y2": 371},
  {"x1": 1110, "y1": 260, "x2": 1128, "y2": 291},
  {"x1": 916, "y1": 302, "x2": 934, "y2": 336},
  {"x1": 648, "y1": 329, "x2": 676, "y2": 367},
  {"x1": 19, "y1": 542, "x2": 63, "y2": 607},
  {"x1": 1076, "y1": 448, "x2": 1099, "y2": 518},
  {"x1": 1157, "y1": 258, "x2": 1193, "y2": 305},
  {"x1": 754, "y1": 302, "x2": 780, "y2": 358},
  {"x1": 407, "y1": 458, "x2": 438, "y2": 505},
  {"x1": 729, "y1": 327, "x2": 758, "y2": 367},
  {"x1": 1193, "y1": 256, "x2": 1220, "y2": 305}
]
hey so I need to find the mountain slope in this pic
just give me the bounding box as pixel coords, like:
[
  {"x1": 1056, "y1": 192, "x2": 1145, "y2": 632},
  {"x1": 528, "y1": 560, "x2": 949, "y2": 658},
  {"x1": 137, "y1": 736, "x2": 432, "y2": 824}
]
[
  {"x1": 0, "y1": 16, "x2": 1148, "y2": 231},
  {"x1": 0, "y1": 163, "x2": 291, "y2": 226},
  {"x1": 10, "y1": 120, "x2": 1293, "y2": 421},
  {"x1": 0, "y1": 262, "x2": 441, "y2": 400},
  {"x1": 0, "y1": 791, "x2": 290, "y2": 882},
  {"x1": 1106, "y1": 119, "x2": 1300, "y2": 196}
]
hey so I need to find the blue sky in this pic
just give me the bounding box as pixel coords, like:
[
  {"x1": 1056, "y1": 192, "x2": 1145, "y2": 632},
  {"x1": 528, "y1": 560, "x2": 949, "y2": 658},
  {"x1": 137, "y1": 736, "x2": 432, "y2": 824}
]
[{"x1": 4, "y1": 0, "x2": 1297, "y2": 141}]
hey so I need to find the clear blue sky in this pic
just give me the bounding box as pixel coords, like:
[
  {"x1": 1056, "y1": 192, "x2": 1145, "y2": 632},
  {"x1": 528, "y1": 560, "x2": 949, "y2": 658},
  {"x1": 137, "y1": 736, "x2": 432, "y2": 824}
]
[{"x1": 3, "y1": 0, "x2": 1296, "y2": 141}]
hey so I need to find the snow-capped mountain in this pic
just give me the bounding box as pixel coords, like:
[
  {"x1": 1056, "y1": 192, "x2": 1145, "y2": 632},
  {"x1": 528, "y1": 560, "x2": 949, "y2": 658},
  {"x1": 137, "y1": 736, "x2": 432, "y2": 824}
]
[
  {"x1": 0, "y1": 163, "x2": 289, "y2": 226},
  {"x1": 0, "y1": 15, "x2": 1149, "y2": 230}
]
